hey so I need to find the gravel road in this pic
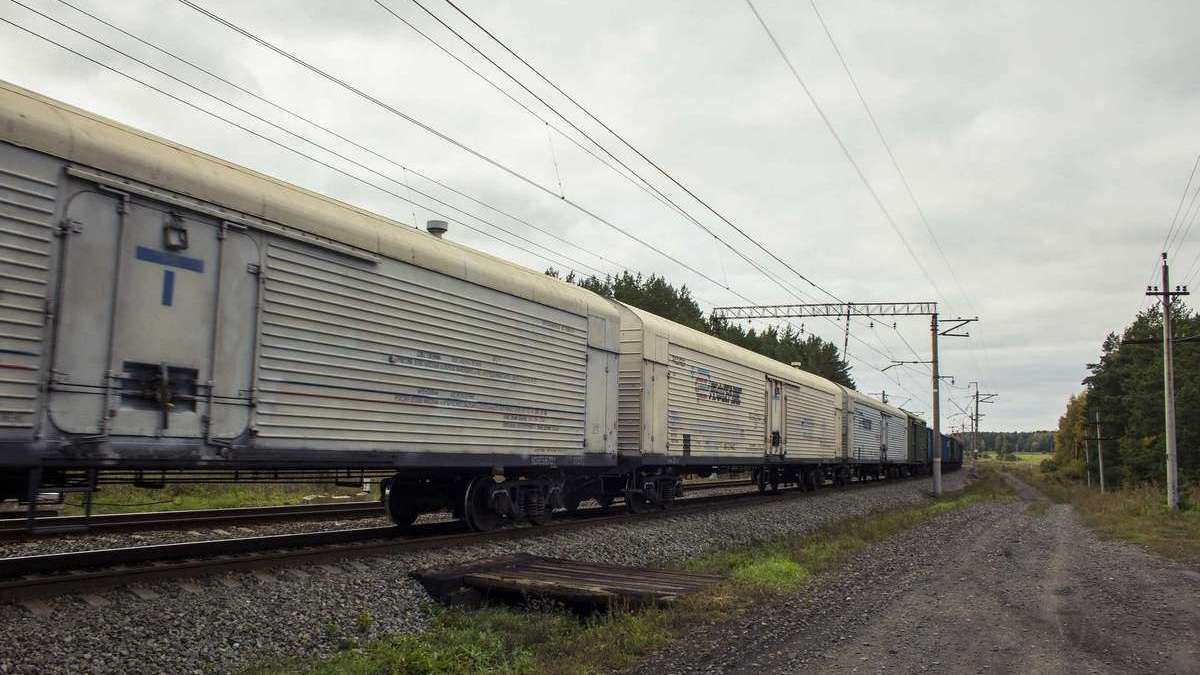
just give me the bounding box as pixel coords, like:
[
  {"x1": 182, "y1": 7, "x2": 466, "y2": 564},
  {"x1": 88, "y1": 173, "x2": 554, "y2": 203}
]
[
  {"x1": 628, "y1": 473, "x2": 1200, "y2": 675},
  {"x1": 0, "y1": 474, "x2": 959, "y2": 674}
]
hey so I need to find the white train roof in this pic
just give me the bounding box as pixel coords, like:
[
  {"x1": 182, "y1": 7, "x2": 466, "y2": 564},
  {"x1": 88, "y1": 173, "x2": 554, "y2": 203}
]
[
  {"x1": 0, "y1": 80, "x2": 618, "y2": 333},
  {"x1": 615, "y1": 301, "x2": 845, "y2": 398},
  {"x1": 842, "y1": 387, "x2": 912, "y2": 420}
]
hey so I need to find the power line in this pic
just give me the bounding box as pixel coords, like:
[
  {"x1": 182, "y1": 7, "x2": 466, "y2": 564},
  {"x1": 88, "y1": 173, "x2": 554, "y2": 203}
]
[
  {"x1": 171, "y1": 0, "x2": 755, "y2": 299},
  {"x1": 419, "y1": 0, "x2": 924, "y2": 387},
  {"x1": 398, "y1": 0, "x2": 842, "y2": 314},
  {"x1": 50, "y1": 0, "x2": 625, "y2": 277},
  {"x1": 808, "y1": 0, "x2": 991, "y2": 380},
  {"x1": 367, "y1": 0, "x2": 692, "y2": 227},
  {"x1": 1162, "y1": 152, "x2": 1200, "y2": 254},
  {"x1": 438, "y1": 0, "x2": 857, "y2": 308},
  {"x1": 742, "y1": 0, "x2": 951, "y2": 317},
  {"x1": 0, "y1": 9, "x2": 603, "y2": 278},
  {"x1": 10, "y1": 2, "x2": 931, "y2": 391}
]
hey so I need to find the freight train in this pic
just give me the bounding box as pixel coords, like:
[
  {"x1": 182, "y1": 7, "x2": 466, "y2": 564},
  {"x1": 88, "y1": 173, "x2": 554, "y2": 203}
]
[{"x1": 0, "y1": 81, "x2": 961, "y2": 530}]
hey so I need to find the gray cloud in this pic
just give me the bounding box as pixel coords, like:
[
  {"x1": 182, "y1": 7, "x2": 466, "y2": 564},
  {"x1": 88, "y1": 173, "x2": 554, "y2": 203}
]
[{"x1": 2, "y1": 0, "x2": 1196, "y2": 431}]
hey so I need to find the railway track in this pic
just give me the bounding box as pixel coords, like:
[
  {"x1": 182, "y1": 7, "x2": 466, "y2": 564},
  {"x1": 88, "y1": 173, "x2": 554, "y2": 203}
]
[
  {"x1": 0, "y1": 478, "x2": 752, "y2": 538},
  {"x1": 0, "y1": 476, "x2": 888, "y2": 605}
]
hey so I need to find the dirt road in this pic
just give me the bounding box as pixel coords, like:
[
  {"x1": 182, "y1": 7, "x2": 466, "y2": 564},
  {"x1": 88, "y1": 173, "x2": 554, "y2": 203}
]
[{"x1": 629, "y1": 475, "x2": 1200, "y2": 674}]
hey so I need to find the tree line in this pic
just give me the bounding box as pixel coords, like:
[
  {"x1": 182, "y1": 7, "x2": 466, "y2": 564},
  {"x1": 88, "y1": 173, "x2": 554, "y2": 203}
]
[
  {"x1": 1053, "y1": 302, "x2": 1200, "y2": 485},
  {"x1": 970, "y1": 431, "x2": 1054, "y2": 454},
  {"x1": 545, "y1": 269, "x2": 855, "y2": 388}
]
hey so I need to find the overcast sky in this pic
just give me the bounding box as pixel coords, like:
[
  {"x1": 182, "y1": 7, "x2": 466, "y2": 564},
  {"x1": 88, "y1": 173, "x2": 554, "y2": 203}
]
[{"x1": 2, "y1": 0, "x2": 1197, "y2": 431}]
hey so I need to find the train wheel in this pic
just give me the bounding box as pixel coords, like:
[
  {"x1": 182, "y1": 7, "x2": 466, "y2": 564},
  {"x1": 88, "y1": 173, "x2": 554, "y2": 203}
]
[
  {"x1": 560, "y1": 491, "x2": 583, "y2": 513},
  {"x1": 627, "y1": 492, "x2": 653, "y2": 514},
  {"x1": 463, "y1": 476, "x2": 501, "y2": 532},
  {"x1": 383, "y1": 480, "x2": 418, "y2": 529}
]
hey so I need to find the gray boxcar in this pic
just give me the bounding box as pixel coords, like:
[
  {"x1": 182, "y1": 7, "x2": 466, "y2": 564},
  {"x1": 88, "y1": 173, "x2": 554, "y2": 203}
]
[{"x1": 0, "y1": 80, "x2": 619, "y2": 528}]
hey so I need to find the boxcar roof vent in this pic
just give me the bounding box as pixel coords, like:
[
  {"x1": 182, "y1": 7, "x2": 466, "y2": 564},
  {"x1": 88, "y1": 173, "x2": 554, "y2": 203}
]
[{"x1": 426, "y1": 219, "x2": 448, "y2": 238}]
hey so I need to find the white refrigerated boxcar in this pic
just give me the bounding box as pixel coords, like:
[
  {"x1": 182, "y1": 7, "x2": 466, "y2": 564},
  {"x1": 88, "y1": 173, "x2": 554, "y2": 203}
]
[
  {"x1": 0, "y1": 80, "x2": 619, "y2": 528},
  {"x1": 609, "y1": 302, "x2": 844, "y2": 501}
]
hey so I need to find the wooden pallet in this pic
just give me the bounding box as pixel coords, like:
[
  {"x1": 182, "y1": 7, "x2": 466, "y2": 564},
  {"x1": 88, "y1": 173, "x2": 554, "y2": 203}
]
[{"x1": 413, "y1": 553, "x2": 723, "y2": 608}]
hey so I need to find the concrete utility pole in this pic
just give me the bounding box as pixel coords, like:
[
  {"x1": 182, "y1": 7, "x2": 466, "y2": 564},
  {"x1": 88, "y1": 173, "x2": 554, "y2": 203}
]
[
  {"x1": 1146, "y1": 252, "x2": 1189, "y2": 510},
  {"x1": 1095, "y1": 410, "x2": 1106, "y2": 494},
  {"x1": 931, "y1": 313, "x2": 942, "y2": 496}
]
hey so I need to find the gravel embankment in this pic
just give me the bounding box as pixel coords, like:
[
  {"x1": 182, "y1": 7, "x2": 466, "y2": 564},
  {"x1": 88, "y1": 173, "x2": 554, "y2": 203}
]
[{"x1": 0, "y1": 473, "x2": 964, "y2": 675}]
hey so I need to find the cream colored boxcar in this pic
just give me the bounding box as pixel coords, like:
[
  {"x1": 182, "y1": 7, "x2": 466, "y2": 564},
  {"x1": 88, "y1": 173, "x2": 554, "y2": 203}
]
[
  {"x1": 0, "y1": 80, "x2": 618, "y2": 528},
  {"x1": 613, "y1": 302, "x2": 843, "y2": 471}
]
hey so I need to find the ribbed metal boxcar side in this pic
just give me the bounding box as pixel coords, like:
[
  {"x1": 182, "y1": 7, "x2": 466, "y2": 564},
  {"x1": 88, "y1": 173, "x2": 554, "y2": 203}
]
[
  {"x1": 614, "y1": 303, "x2": 842, "y2": 466},
  {"x1": 666, "y1": 343, "x2": 765, "y2": 461},
  {"x1": 0, "y1": 142, "x2": 58, "y2": 462},
  {"x1": 844, "y1": 391, "x2": 884, "y2": 462},
  {"x1": 782, "y1": 382, "x2": 840, "y2": 459},
  {"x1": 883, "y1": 411, "x2": 908, "y2": 463},
  {"x1": 0, "y1": 80, "x2": 619, "y2": 484}
]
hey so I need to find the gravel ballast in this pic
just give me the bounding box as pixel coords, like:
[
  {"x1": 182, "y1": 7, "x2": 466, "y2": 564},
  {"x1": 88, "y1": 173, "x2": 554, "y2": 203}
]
[
  {"x1": 0, "y1": 483, "x2": 760, "y2": 558},
  {"x1": 0, "y1": 472, "x2": 965, "y2": 675}
]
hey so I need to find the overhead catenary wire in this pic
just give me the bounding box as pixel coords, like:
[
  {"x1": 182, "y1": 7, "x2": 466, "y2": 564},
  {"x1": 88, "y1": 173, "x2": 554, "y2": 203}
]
[
  {"x1": 808, "y1": 0, "x2": 990, "y2": 381},
  {"x1": 438, "y1": 0, "x2": 860, "y2": 310},
  {"x1": 170, "y1": 0, "x2": 759, "y2": 301},
  {"x1": 397, "y1": 0, "x2": 848, "y2": 316},
  {"x1": 408, "y1": 0, "x2": 918, "y2": 380},
  {"x1": 8, "y1": 2, "x2": 933, "y2": 392},
  {"x1": 0, "y1": 10, "x2": 602, "y2": 279},
  {"x1": 52, "y1": 0, "x2": 627, "y2": 276},
  {"x1": 741, "y1": 0, "x2": 952, "y2": 316},
  {"x1": 173, "y1": 0, "x2": 913, "y2": 380}
]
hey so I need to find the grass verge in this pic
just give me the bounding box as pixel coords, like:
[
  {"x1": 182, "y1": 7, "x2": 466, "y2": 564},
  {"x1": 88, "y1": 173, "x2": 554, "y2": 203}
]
[
  {"x1": 999, "y1": 461, "x2": 1200, "y2": 562},
  {"x1": 256, "y1": 469, "x2": 1012, "y2": 675},
  {"x1": 52, "y1": 482, "x2": 373, "y2": 516}
]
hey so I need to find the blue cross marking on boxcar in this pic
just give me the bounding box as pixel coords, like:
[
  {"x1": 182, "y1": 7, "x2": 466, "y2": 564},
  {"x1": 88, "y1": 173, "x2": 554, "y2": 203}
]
[{"x1": 135, "y1": 245, "x2": 204, "y2": 306}]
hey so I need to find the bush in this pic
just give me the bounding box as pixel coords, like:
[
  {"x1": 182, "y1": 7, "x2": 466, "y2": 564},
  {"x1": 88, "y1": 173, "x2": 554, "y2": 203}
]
[{"x1": 1040, "y1": 458, "x2": 1058, "y2": 473}]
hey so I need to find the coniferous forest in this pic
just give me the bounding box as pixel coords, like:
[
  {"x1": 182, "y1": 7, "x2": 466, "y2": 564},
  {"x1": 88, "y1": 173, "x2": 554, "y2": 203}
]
[
  {"x1": 1054, "y1": 302, "x2": 1200, "y2": 485},
  {"x1": 546, "y1": 269, "x2": 855, "y2": 388}
]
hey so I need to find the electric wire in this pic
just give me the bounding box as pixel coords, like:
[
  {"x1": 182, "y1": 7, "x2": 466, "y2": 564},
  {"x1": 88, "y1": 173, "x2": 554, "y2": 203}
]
[
  {"x1": 412, "y1": 0, "x2": 913, "y2": 378},
  {"x1": 439, "y1": 0, "x2": 863, "y2": 311},
  {"x1": 175, "y1": 0, "x2": 908, "y2": 379},
  {"x1": 399, "y1": 0, "x2": 847, "y2": 320},
  {"x1": 808, "y1": 0, "x2": 989, "y2": 380},
  {"x1": 0, "y1": 10, "x2": 601, "y2": 278},
  {"x1": 53, "y1": 0, "x2": 625, "y2": 276},
  {"x1": 7, "y1": 3, "x2": 931, "y2": 393},
  {"x1": 171, "y1": 0, "x2": 755, "y2": 300}
]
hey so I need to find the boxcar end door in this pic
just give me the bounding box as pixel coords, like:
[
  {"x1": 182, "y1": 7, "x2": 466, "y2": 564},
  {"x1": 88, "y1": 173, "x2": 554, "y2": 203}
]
[{"x1": 766, "y1": 378, "x2": 785, "y2": 458}]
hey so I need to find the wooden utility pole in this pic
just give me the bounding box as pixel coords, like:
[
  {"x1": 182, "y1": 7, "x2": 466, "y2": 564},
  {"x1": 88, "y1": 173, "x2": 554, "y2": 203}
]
[
  {"x1": 1095, "y1": 410, "x2": 1106, "y2": 494},
  {"x1": 1146, "y1": 252, "x2": 1188, "y2": 510}
]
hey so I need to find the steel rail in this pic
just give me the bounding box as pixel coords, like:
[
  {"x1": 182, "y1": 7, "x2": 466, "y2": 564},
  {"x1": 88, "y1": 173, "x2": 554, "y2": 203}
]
[
  {"x1": 0, "y1": 476, "x2": 903, "y2": 603},
  {"x1": 0, "y1": 479, "x2": 752, "y2": 538}
]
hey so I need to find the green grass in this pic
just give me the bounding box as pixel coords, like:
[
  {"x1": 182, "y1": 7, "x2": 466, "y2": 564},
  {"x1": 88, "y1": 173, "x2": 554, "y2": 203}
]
[
  {"x1": 260, "y1": 469, "x2": 1013, "y2": 675},
  {"x1": 249, "y1": 604, "x2": 696, "y2": 675},
  {"x1": 997, "y1": 461, "x2": 1200, "y2": 562},
  {"x1": 58, "y1": 482, "x2": 373, "y2": 516}
]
